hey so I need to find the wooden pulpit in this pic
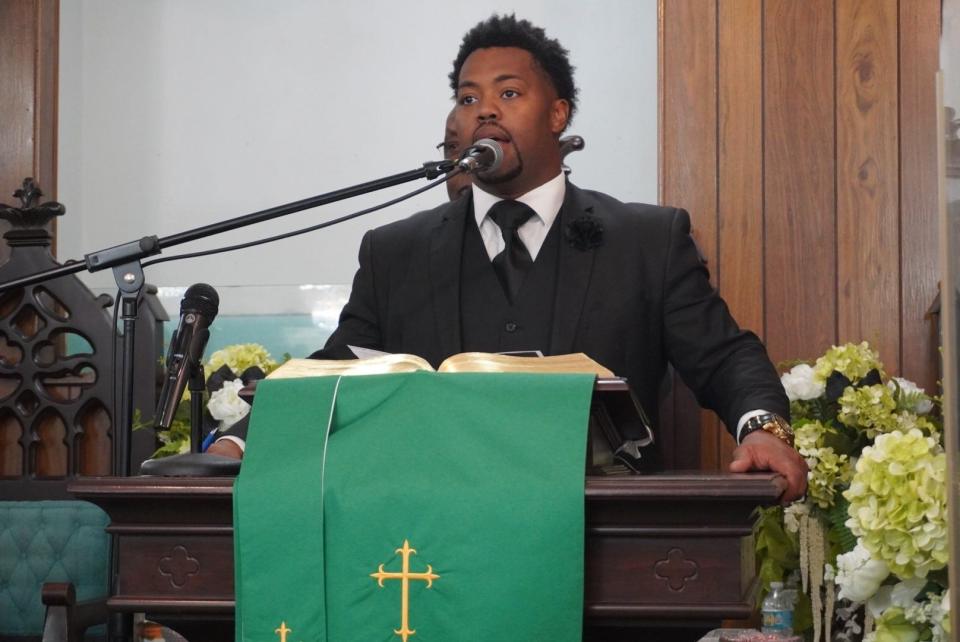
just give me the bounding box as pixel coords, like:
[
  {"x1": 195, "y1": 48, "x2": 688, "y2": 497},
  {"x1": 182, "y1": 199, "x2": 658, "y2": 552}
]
[{"x1": 69, "y1": 472, "x2": 784, "y2": 641}]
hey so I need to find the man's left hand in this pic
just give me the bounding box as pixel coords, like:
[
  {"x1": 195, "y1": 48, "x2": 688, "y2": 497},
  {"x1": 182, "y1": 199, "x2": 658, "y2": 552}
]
[{"x1": 728, "y1": 430, "x2": 808, "y2": 504}]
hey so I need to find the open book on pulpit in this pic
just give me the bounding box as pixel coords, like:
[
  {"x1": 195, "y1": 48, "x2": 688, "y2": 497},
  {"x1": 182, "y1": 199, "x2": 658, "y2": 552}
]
[
  {"x1": 265, "y1": 351, "x2": 615, "y2": 378},
  {"x1": 262, "y1": 351, "x2": 655, "y2": 473}
]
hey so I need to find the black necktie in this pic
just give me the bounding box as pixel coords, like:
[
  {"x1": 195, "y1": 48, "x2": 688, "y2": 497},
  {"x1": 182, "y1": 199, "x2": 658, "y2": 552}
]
[{"x1": 488, "y1": 200, "x2": 535, "y2": 303}]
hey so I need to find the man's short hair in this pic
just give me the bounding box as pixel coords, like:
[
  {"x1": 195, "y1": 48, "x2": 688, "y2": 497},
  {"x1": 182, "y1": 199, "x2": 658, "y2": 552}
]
[{"x1": 449, "y1": 14, "x2": 578, "y2": 123}]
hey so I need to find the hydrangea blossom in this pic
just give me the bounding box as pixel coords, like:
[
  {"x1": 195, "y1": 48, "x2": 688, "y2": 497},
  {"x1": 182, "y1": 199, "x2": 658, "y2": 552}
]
[
  {"x1": 794, "y1": 420, "x2": 827, "y2": 452},
  {"x1": 813, "y1": 341, "x2": 884, "y2": 384},
  {"x1": 793, "y1": 420, "x2": 853, "y2": 508},
  {"x1": 804, "y1": 446, "x2": 853, "y2": 509},
  {"x1": 844, "y1": 429, "x2": 948, "y2": 579},
  {"x1": 838, "y1": 384, "x2": 899, "y2": 438},
  {"x1": 205, "y1": 343, "x2": 278, "y2": 378}
]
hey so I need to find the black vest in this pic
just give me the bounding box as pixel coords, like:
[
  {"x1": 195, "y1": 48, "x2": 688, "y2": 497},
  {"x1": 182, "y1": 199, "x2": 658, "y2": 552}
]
[{"x1": 460, "y1": 214, "x2": 560, "y2": 354}]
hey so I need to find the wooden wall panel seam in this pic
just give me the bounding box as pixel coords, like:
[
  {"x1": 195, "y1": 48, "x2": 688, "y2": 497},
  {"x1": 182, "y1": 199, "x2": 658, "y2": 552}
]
[
  {"x1": 29, "y1": 0, "x2": 41, "y2": 186},
  {"x1": 715, "y1": 0, "x2": 721, "y2": 295},
  {"x1": 713, "y1": 1, "x2": 723, "y2": 472},
  {"x1": 658, "y1": 0, "x2": 666, "y2": 206},
  {"x1": 894, "y1": 0, "x2": 905, "y2": 373},
  {"x1": 834, "y1": 0, "x2": 841, "y2": 348},
  {"x1": 761, "y1": 0, "x2": 767, "y2": 343}
]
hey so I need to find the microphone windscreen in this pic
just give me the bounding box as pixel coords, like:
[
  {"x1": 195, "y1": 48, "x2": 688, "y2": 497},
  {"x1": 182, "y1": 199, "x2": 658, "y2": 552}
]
[
  {"x1": 473, "y1": 138, "x2": 503, "y2": 171},
  {"x1": 181, "y1": 283, "x2": 220, "y2": 318}
]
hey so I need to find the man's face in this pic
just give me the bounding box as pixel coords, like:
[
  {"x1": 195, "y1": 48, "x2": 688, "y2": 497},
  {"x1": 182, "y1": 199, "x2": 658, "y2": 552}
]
[
  {"x1": 438, "y1": 118, "x2": 472, "y2": 200},
  {"x1": 453, "y1": 47, "x2": 569, "y2": 198}
]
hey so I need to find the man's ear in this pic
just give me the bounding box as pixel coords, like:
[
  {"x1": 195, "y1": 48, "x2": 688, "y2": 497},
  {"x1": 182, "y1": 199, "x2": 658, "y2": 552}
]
[{"x1": 550, "y1": 99, "x2": 570, "y2": 133}]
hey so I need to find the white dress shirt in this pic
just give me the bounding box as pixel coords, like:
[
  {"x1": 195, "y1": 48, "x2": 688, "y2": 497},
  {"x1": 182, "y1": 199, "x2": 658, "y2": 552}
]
[{"x1": 472, "y1": 172, "x2": 566, "y2": 261}]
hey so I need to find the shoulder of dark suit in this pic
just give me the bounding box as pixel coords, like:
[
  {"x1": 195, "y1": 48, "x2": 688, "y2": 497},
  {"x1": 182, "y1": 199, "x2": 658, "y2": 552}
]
[
  {"x1": 364, "y1": 196, "x2": 467, "y2": 241},
  {"x1": 565, "y1": 182, "x2": 688, "y2": 229}
]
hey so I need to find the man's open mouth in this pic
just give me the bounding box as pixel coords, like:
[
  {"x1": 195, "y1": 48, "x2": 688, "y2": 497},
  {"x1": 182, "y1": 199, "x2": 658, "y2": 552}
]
[{"x1": 474, "y1": 127, "x2": 511, "y2": 144}]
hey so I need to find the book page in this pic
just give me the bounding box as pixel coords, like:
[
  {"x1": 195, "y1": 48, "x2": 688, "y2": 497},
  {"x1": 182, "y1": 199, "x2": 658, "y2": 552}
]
[
  {"x1": 266, "y1": 354, "x2": 434, "y2": 379},
  {"x1": 437, "y1": 352, "x2": 614, "y2": 377}
]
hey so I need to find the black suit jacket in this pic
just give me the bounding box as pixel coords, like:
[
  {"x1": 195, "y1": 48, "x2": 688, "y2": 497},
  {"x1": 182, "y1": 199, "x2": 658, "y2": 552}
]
[{"x1": 312, "y1": 182, "x2": 788, "y2": 435}]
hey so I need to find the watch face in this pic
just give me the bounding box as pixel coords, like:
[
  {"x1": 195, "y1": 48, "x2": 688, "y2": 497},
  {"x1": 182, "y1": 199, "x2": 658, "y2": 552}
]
[
  {"x1": 741, "y1": 414, "x2": 794, "y2": 446},
  {"x1": 759, "y1": 415, "x2": 794, "y2": 445},
  {"x1": 772, "y1": 416, "x2": 793, "y2": 433}
]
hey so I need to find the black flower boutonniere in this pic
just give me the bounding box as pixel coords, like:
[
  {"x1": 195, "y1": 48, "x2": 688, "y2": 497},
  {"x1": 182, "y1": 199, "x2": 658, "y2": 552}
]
[{"x1": 564, "y1": 215, "x2": 604, "y2": 251}]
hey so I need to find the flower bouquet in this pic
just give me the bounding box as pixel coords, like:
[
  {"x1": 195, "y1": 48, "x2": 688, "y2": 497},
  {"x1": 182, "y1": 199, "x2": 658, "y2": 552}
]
[
  {"x1": 755, "y1": 342, "x2": 949, "y2": 641},
  {"x1": 149, "y1": 343, "x2": 281, "y2": 457}
]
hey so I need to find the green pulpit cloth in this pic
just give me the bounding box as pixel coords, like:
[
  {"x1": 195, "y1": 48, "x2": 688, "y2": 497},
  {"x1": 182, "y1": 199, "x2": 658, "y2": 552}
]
[{"x1": 234, "y1": 371, "x2": 594, "y2": 642}]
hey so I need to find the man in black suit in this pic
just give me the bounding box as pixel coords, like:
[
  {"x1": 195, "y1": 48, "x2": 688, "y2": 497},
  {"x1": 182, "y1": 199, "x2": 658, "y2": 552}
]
[{"x1": 212, "y1": 15, "x2": 807, "y2": 502}]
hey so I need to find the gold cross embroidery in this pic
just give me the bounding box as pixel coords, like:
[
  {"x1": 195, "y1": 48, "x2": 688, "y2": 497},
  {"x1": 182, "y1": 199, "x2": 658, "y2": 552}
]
[
  {"x1": 274, "y1": 621, "x2": 291, "y2": 642},
  {"x1": 370, "y1": 539, "x2": 440, "y2": 641}
]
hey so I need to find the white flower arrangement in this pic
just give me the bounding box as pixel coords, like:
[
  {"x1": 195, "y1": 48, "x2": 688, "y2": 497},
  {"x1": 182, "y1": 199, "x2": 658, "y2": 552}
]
[
  {"x1": 206, "y1": 378, "x2": 252, "y2": 431},
  {"x1": 755, "y1": 342, "x2": 948, "y2": 641}
]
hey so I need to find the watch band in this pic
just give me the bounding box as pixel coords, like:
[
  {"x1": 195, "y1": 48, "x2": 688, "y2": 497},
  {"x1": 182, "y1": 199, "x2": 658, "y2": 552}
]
[{"x1": 739, "y1": 412, "x2": 794, "y2": 447}]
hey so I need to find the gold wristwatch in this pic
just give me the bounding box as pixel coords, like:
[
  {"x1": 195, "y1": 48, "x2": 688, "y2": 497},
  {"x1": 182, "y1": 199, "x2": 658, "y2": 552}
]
[{"x1": 740, "y1": 412, "x2": 794, "y2": 447}]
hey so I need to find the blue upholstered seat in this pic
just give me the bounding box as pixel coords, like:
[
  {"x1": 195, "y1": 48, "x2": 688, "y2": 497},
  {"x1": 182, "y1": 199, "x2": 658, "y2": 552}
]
[{"x1": 0, "y1": 501, "x2": 109, "y2": 638}]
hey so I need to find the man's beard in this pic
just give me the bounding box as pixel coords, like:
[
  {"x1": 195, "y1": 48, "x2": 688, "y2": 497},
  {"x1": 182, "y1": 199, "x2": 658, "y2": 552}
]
[{"x1": 476, "y1": 148, "x2": 523, "y2": 184}]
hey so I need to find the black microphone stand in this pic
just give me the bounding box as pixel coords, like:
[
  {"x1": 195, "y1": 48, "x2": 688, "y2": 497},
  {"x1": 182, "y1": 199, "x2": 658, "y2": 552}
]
[
  {"x1": 0, "y1": 159, "x2": 455, "y2": 476},
  {"x1": 188, "y1": 365, "x2": 206, "y2": 454}
]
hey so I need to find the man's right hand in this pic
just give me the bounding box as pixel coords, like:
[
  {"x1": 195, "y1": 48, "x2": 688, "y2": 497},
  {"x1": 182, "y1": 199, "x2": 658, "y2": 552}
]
[
  {"x1": 206, "y1": 439, "x2": 244, "y2": 460},
  {"x1": 729, "y1": 430, "x2": 807, "y2": 504}
]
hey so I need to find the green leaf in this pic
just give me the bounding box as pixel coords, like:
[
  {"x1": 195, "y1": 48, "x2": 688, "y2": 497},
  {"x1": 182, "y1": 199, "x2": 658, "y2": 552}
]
[
  {"x1": 151, "y1": 400, "x2": 192, "y2": 458},
  {"x1": 825, "y1": 497, "x2": 857, "y2": 555},
  {"x1": 130, "y1": 408, "x2": 153, "y2": 431},
  {"x1": 925, "y1": 569, "x2": 949, "y2": 590},
  {"x1": 791, "y1": 588, "x2": 813, "y2": 633},
  {"x1": 820, "y1": 425, "x2": 857, "y2": 456}
]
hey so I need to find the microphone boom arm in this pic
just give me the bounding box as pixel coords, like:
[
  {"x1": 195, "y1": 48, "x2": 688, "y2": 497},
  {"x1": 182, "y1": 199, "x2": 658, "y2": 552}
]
[{"x1": 0, "y1": 159, "x2": 456, "y2": 294}]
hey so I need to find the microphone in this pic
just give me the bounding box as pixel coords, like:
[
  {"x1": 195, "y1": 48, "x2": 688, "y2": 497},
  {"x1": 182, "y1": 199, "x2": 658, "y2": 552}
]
[
  {"x1": 559, "y1": 134, "x2": 585, "y2": 176},
  {"x1": 155, "y1": 283, "x2": 220, "y2": 429},
  {"x1": 559, "y1": 135, "x2": 585, "y2": 160},
  {"x1": 456, "y1": 138, "x2": 503, "y2": 174}
]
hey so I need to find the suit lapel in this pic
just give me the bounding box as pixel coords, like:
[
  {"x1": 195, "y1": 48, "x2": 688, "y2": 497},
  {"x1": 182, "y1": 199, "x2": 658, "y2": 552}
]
[
  {"x1": 550, "y1": 183, "x2": 598, "y2": 354},
  {"x1": 428, "y1": 197, "x2": 469, "y2": 358}
]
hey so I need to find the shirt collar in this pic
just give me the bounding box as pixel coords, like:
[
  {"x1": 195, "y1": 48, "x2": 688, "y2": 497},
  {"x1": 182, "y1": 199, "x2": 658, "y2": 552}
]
[{"x1": 472, "y1": 172, "x2": 567, "y2": 229}]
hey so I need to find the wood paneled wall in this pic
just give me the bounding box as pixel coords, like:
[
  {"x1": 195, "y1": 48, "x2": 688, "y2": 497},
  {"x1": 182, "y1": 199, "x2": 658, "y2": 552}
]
[
  {"x1": 660, "y1": 0, "x2": 942, "y2": 470},
  {"x1": 0, "y1": 0, "x2": 59, "y2": 261}
]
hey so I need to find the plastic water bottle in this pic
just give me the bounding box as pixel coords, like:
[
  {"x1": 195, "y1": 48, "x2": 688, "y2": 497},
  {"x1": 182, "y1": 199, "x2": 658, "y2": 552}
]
[{"x1": 760, "y1": 581, "x2": 794, "y2": 636}]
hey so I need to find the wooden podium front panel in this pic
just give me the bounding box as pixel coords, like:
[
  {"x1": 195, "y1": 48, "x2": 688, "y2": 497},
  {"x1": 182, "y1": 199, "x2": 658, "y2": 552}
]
[
  {"x1": 70, "y1": 473, "x2": 783, "y2": 630},
  {"x1": 113, "y1": 533, "x2": 234, "y2": 612},
  {"x1": 586, "y1": 534, "x2": 752, "y2": 617},
  {"x1": 583, "y1": 474, "x2": 780, "y2": 623},
  {"x1": 72, "y1": 477, "x2": 236, "y2": 615}
]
